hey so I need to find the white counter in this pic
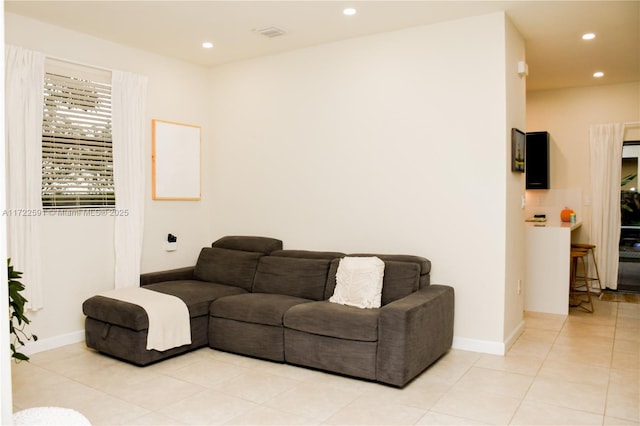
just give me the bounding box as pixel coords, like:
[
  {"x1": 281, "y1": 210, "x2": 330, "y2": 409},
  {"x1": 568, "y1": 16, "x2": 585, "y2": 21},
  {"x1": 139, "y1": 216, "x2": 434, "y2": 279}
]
[{"x1": 524, "y1": 220, "x2": 581, "y2": 315}]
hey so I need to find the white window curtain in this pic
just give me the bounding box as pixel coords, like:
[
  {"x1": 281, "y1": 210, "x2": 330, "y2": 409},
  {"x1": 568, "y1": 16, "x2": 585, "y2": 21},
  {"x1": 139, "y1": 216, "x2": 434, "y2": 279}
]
[
  {"x1": 589, "y1": 123, "x2": 624, "y2": 290},
  {"x1": 5, "y1": 45, "x2": 45, "y2": 310},
  {"x1": 112, "y1": 71, "x2": 148, "y2": 289}
]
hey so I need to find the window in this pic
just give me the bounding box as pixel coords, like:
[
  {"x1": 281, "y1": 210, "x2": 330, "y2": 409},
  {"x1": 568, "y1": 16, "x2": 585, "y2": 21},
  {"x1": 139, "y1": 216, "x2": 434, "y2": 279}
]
[{"x1": 41, "y1": 59, "x2": 114, "y2": 209}]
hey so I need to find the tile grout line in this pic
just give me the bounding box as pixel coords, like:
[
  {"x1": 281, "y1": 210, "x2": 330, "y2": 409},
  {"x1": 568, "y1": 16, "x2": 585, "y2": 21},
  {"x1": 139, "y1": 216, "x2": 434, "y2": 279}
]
[
  {"x1": 600, "y1": 302, "x2": 619, "y2": 423},
  {"x1": 411, "y1": 352, "x2": 485, "y2": 425},
  {"x1": 505, "y1": 315, "x2": 566, "y2": 425}
]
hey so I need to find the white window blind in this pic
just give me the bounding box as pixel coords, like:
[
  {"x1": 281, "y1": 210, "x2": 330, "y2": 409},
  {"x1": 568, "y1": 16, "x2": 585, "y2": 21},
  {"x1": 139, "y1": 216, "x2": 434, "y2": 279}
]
[{"x1": 42, "y1": 59, "x2": 114, "y2": 209}]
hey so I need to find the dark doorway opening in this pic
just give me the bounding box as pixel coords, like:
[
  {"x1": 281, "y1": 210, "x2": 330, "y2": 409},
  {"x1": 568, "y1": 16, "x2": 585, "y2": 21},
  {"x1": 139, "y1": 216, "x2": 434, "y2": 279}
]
[{"x1": 619, "y1": 141, "x2": 640, "y2": 293}]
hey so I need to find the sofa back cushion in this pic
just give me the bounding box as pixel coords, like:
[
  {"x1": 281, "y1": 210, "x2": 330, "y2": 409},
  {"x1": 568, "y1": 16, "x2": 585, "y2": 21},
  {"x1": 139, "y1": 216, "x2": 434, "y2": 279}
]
[
  {"x1": 325, "y1": 258, "x2": 421, "y2": 305},
  {"x1": 193, "y1": 247, "x2": 262, "y2": 291},
  {"x1": 253, "y1": 256, "x2": 330, "y2": 300},
  {"x1": 270, "y1": 249, "x2": 345, "y2": 260},
  {"x1": 212, "y1": 236, "x2": 283, "y2": 254},
  {"x1": 349, "y1": 253, "x2": 431, "y2": 288}
]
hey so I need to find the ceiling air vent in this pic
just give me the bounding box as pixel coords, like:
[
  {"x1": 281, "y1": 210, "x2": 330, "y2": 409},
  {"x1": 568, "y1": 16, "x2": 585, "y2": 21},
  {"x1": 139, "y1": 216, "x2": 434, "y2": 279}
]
[{"x1": 254, "y1": 26, "x2": 287, "y2": 38}]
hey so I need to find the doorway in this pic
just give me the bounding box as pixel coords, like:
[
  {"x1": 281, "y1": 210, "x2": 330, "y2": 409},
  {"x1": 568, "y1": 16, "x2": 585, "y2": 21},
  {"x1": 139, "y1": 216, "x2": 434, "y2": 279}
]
[{"x1": 619, "y1": 141, "x2": 640, "y2": 293}]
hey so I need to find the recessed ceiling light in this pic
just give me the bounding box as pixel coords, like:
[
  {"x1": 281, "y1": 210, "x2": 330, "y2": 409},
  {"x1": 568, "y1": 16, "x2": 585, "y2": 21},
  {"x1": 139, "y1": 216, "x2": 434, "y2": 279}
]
[
  {"x1": 593, "y1": 71, "x2": 604, "y2": 78},
  {"x1": 202, "y1": 42, "x2": 214, "y2": 49},
  {"x1": 582, "y1": 33, "x2": 596, "y2": 40},
  {"x1": 343, "y1": 7, "x2": 357, "y2": 16}
]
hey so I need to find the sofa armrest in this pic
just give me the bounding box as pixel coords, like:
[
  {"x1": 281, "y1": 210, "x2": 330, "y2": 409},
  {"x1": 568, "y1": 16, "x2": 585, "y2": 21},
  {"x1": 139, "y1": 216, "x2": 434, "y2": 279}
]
[
  {"x1": 140, "y1": 266, "x2": 195, "y2": 286},
  {"x1": 377, "y1": 284, "x2": 454, "y2": 387}
]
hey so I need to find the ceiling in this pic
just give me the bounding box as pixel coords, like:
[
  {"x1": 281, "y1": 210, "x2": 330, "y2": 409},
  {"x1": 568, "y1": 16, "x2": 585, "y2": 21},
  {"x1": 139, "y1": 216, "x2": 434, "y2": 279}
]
[{"x1": 4, "y1": 1, "x2": 639, "y2": 91}]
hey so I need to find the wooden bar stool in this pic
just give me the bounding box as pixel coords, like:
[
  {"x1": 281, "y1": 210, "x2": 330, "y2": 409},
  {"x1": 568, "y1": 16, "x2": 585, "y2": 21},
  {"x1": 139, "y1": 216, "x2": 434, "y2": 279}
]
[
  {"x1": 570, "y1": 248, "x2": 594, "y2": 313},
  {"x1": 571, "y1": 243, "x2": 603, "y2": 291}
]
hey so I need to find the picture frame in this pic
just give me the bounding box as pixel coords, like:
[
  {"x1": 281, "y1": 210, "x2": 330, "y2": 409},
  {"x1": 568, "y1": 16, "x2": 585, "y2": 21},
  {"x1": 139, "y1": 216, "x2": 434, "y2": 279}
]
[
  {"x1": 152, "y1": 119, "x2": 201, "y2": 200},
  {"x1": 511, "y1": 128, "x2": 525, "y2": 173}
]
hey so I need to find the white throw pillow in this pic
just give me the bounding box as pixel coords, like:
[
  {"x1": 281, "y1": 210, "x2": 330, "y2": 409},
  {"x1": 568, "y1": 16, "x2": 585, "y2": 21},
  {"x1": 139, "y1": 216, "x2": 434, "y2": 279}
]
[{"x1": 329, "y1": 256, "x2": 385, "y2": 309}]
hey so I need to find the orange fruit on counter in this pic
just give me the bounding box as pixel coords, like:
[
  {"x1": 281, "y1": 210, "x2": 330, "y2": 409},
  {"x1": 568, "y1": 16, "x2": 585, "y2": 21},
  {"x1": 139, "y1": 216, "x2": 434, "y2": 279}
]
[{"x1": 561, "y1": 207, "x2": 574, "y2": 222}]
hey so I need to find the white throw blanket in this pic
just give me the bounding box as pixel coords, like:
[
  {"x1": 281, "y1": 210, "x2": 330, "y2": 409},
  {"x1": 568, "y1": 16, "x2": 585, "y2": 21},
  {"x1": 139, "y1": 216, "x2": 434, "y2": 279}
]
[{"x1": 99, "y1": 287, "x2": 191, "y2": 351}]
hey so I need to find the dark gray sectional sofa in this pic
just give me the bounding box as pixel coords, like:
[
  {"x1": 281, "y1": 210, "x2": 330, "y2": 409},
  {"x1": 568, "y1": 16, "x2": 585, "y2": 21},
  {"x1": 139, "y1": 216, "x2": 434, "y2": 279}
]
[{"x1": 83, "y1": 236, "x2": 454, "y2": 387}]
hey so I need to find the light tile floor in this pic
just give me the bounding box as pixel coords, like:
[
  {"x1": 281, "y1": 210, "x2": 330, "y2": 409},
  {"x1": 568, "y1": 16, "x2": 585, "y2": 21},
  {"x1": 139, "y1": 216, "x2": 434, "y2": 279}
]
[{"x1": 11, "y1": 298, "x2": 640, "y2": 425}]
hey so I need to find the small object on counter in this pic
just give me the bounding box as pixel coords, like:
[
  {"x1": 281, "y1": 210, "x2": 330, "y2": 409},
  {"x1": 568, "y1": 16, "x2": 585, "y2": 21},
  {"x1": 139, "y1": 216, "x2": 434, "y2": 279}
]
[
  {"x1": 570, "y1": 213, "x2": 576, "y2": 223},
  {"x1": 525, "y1": 217, "x2": 547, "y2": 223},
  {"x1": 561, "y1": 207, "x2": 575, "y2": 222}
]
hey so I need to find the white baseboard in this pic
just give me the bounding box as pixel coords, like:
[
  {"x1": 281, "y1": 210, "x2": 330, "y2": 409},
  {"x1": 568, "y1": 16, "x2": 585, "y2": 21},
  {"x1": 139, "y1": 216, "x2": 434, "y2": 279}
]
[
  {"x1": 452, "y1": 336, "x2": 505, "y2": 355},
  {"x1": 21, "y1": 330, "x2": 85, "y2": 355},
  {"x1": 504, "y1": 319, "x2": 525, "y2": 353},
  {"x1": 452, "y1": 320, "x2": 525, "y2": 355}
]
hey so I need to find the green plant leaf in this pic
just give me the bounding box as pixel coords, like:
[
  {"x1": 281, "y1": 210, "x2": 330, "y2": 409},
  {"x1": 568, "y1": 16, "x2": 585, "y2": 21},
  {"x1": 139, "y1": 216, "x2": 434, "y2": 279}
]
[
  {"x1": 7, "y1": 258, "x2": 36, "y2": 362},
  {"x1": 12, "y1": 352, "x2": 30, "y2": 362}
]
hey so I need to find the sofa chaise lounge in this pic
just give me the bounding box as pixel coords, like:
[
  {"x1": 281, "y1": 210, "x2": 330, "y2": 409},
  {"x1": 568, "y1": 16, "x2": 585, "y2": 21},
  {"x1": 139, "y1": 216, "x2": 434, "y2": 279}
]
[{"x1": 83, "y1": 236, "x2": 454, "y2": 387}]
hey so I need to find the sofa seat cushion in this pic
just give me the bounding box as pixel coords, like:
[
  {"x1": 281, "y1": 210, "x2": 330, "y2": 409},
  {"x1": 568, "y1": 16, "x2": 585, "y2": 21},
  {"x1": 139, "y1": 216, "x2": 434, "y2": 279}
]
[
  {"x1": 284, "y1": 301, "x2": 380, "y2": 342},
  {"x1": 144, "y1": 280, "x2": 247, "y2": 317},
  {"x1": 210, "y1": 293, "x2": 312, "y2": 326}
]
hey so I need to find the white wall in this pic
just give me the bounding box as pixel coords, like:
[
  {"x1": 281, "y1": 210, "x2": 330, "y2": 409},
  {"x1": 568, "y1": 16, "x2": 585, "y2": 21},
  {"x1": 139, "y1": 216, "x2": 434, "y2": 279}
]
[
  {"x1": 5, "y1": 12, "x2": 215, "y2": 349},
  {"x1": 208, "y1": 12, "x2": 523, "y2": 351},
  {"x1": 527, "y1": 82, "x2": 640, "y2": 243},
  {"x1": 503, "y1": 16, "x2": 527, "y2": 347}
]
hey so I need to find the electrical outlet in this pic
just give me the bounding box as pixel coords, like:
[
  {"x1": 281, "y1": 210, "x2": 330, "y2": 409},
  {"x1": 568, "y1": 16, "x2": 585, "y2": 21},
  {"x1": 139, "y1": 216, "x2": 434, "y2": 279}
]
[{"x1": 517, "y1": 279, "x2": 522, "y2": 295}]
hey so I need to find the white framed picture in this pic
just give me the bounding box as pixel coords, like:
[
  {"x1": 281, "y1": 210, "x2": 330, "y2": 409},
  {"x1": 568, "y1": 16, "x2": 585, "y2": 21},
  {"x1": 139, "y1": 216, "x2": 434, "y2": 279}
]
[{"x1": 152, "y1": 119, "x2": 201, "y2": 200}]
